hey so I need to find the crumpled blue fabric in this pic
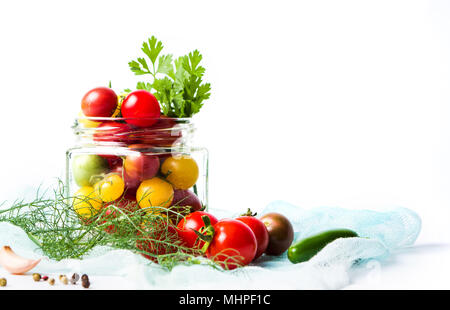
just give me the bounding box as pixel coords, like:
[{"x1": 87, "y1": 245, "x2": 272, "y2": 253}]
[{"x1": 0, "y1": 201, "x2": 421, "y2": 289}]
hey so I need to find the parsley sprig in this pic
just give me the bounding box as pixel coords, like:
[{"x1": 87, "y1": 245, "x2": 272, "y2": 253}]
[{"x1": 127, "y1": 36, "x2": 211, "y2": 118}]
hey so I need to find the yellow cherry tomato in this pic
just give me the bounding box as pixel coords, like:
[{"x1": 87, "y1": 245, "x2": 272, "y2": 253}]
[
  {"x1": 136, "y1": 177, "x2": 174, "y2": 210},
  {"x1": 160, "y1": 155, "x2": 199, "y2": 190},
  {"x1": 94, "y1": 174, "x2": 125, "y2": 202},
  {"x1": 78, "y1": 111, "x2": 101, "y2": 128},
  {"x1": 72, "y1": 186, "x2": 102, "y2": 218}
]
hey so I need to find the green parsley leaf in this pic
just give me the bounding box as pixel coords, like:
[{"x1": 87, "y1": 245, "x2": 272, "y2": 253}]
[
  {"x1": 142, "y1": 36, "x2": 164, "y2": 65},
  {"x1": 157, "y1": 54, "x2": 173, "y2": 75},
  {"x1": 128, "y1": 60, "x2": 149, "y2": 75},
  {"x1": 181, "y1": 50, "x2": 206, "y2": 78},
  {"x1": 137, "y1": 57, "x2": 150, "y2": 73},
  {"x1": 127, "y1": 36, "x2": 211, "y2": 118},
  {"x1": 136, "y1": 81, "x2": 152, "y2": 91}
]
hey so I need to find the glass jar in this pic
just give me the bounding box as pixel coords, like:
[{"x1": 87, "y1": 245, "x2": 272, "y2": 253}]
[{"x1": 65, "y1": 117, "x2": 208, "y2": 218}]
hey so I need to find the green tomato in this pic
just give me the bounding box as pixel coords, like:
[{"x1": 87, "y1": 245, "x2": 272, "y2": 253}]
[{"x1": 73, "y1": 154, "x2": 109, "y2": 187}]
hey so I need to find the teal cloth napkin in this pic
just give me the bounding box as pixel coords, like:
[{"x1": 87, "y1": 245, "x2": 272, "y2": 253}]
[{"x1": 0, "y1": 201, "x2": 421, "y2": 289}]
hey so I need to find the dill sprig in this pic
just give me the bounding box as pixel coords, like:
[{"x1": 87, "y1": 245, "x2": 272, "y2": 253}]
[{"x1": 0, "y1": 181, "x2": 208, "y2": 269}]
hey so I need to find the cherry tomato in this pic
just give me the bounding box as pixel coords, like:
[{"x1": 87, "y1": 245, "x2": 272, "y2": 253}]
[
  {"x1": 176, "y1": 211, "x2": 218, "y2": 249},
  {"x1": 172, "y1": 189, "x2": 202, "y2": 211},
  {"x1": 236, "y1": 215, "x2": 269, "y2": 260},
  {"x1": 93, "y1": 121, "x2": 134, "y2": 144},
  {"x1": 93, "y1": 173, "x2": 125, "y2": 202},
  {"x1": 136, "y1": 177, "x2": 174, "y2": 210},
  {"x1": 100, "y1": 199, "x2": 140, "y2": 234},
  {"x1": 260, "y1": 212, "x2": 294, "y2": 255},
  {"x1": 121, "y1": 90, "x2": 161, "y2": 128},
  {"x1": 72, "y1": 154, "x2": 109, "y2": 187},
  {"x1": 170, "y1": 189, "x2": 203, "y2": 223},
  {"x1": 81, "y1": 87, "x2": 118, "y2": 117},
  {"x1": 158, "y1": 152, "x2": 172, "y2": 166},
  {"x1": 136, "y1": 220, "x2": 180, "y2": 262},
  {"x1": 206, "y1": 219, "x2": 257, "y2": 270},
  {"x1": 161, "y1": 155, "x2": 199, "y2": 190},
  {"x1": 124, "y1": 150, "x2": 160, "y2": 184},
  {"x1": 72, "y1": 186, "x2": 102, "y2": 219}
]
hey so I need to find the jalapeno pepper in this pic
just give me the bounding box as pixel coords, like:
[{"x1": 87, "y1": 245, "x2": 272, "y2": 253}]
[{"x1": 287, "y1": 229, "x2": 358, "y2": 264}]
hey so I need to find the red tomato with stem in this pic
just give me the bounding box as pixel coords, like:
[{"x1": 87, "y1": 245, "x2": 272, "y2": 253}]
[
  {"x1": 121, "y1": 90, "x2": 161, "y2": 128},
  {"x1": 81, "y1": 87, "x2": 118, "y2": 117},
  {"x1": 236, "y1": 215, "x2": 269, "y2": 260},
  {"x1": 205, "y1": 218, "x2": 257, "y2": 270},
  {"x1": 176, "y1": 211, "x2": 218, "y2": 249}
]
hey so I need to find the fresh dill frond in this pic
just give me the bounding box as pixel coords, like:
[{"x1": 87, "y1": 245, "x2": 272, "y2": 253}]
[{"x1": 0, "y1": 181, "x2": 206, "y2": 268}]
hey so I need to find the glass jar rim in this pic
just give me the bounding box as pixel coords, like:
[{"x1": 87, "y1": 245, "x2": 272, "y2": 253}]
[
  {"x1": 76, "y1": 116, "x2": 193, "y2": 123},
  {"x1": 72, "y1": 116, "x2": 195, "y2": 148}
]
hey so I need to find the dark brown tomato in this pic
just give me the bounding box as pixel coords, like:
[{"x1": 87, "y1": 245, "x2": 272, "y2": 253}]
[{"x1": 260, "y1": 212, "x2": 294, "y2": 256}]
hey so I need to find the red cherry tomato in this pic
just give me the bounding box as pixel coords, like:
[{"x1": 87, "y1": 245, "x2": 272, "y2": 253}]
[
  {"x1": 236, "y1": 216, "x2": 269, "y2": 260},
  {"x1": 206, "y1": 219, "x2": 257, "y2": 270},
  {"x1": 93, "y1": 121, "x2": 134, "y2": 144},
  {"x1": 136, "y1": 221, "x2": 179, "y2": 262},
  {"x1": 123, "y1": 151, "x2": 160, "y2": 184},
  {"x1": 121, "y1": 90, "x2": 161, "y2": 128},
  {"x1": 81, "y1": 87, "x2": 118, "y2": 117},
  {"x1": 176, "y1": 211, "x2": 218, "y2": 249},
  {"x1": 100, "y1": 199, "x2": 140, "y2": 234}
]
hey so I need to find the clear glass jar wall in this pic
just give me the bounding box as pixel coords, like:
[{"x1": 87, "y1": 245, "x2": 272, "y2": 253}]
[{"x1": 66, "y1": 117, "x2": 208, "y2": 219}]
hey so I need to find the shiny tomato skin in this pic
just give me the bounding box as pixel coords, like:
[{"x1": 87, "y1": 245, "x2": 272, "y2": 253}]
[
  {"x1": 236, "y1": 216, "x2": 269, "y2": 260},
  {"x1": 176, "y1": 211, "x2": 218, "y2": 249},
  {"x1": 172, "y1": 189, "x2": 202, "y2": 212},
  {"x1": 121, "y1": 90, "x2": 161, "y2": 128},
  {"x1": 161, "y1": 155, "x2": 199, "y2": 190},
  {"x1": 136, "y1": 177, "x2": 174, "y2": 209},
  {"x1": 81, "y1": 87, "x2": 118, "y2": 117},
  {"x1": 260, "y1": 212, "x2": 294, "y2": 256},
  {"x1": 124, "y1": 152, "x2": 160, "y2": 183},
  {"x1": 206, "y1": 219, "x2": 257, "y2": 270},
  {"x1": 169, "y1": 189, "x2": 203, "y2": 224}
]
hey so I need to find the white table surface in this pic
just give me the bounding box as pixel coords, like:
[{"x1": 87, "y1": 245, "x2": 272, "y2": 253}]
[{"x1": 1, "y1": 241, "x2": 448, "y2": 290}]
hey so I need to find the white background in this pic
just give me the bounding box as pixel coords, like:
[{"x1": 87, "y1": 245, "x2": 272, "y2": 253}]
[{"x1": 0, "y1": 0, "x2": 449, "y2": 289}]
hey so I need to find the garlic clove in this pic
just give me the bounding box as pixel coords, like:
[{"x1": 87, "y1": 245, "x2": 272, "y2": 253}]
[{"x1": 0, "y1": 245, "x2": 41, "y2": 275}]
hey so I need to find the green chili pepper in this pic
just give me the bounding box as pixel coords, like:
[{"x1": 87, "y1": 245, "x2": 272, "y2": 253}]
[{"x1": 287, "y1": 229, "x2": 358, "y2": 264}]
